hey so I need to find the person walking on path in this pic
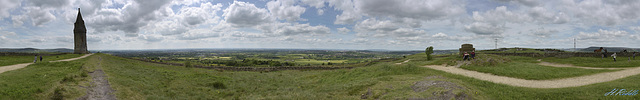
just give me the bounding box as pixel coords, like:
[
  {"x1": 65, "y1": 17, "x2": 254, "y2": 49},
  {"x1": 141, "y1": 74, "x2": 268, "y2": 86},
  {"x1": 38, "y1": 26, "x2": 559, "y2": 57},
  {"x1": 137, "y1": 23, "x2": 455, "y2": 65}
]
[
  {"x1": 471, "y1": 51, "x2": 476, "y2": 60},
  {"x1": 599, "y1": 47, "x2": 604, "y2": 59},
  {"x1": 39, "y1": 55, "x2": 43, "y2": 62},
  {"x1": 634, "y1": 52, "x2": 637, "y2": 60},
  {"x1": 612, "y1": 53, "x2": 617, "y2": 62},
  {"x1": 34, "y1": 55, "x2": 37, "y2": 63},
  {"x1": 603, "y1": 49, "x2": 608, "y2": 58}
]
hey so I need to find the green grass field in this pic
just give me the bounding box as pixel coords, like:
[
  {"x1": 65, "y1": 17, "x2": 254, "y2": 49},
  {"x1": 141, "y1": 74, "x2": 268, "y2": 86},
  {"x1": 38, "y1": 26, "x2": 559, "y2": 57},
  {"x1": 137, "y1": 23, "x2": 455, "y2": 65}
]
[
  {"x1": 90, "y1": 54, "x2": 479, "y2": 99},
  {"x1": 543, "y1": 57, "x2": 640, "y2": 67},
  {"x1": 88, "y1": 54, "x2": 640, "y2": 99},
  {"x1": 0, "y1": 54, "x2": 85, "y2": 66},
  {"x1": 1, "y1": 53, "x2": 639, "y2": 99}
]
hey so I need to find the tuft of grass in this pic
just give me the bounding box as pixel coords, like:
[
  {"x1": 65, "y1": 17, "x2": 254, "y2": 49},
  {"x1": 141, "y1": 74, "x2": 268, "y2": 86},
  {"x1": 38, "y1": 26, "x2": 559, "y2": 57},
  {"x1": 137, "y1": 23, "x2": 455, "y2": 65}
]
[
  {"x1": 51, "y1": 88, "x2": 64, "y2": 100},
  {"x1": 208, "y1": 82, "x2": 226, "y2": 89}
]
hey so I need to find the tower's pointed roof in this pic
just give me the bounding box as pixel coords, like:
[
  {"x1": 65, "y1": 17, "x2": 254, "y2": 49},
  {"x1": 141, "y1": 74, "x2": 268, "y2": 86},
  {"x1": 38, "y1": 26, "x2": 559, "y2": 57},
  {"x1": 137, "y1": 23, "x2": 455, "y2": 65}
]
[{"x1": 75, "y1": 8, "x2": 83, "y2": 24}]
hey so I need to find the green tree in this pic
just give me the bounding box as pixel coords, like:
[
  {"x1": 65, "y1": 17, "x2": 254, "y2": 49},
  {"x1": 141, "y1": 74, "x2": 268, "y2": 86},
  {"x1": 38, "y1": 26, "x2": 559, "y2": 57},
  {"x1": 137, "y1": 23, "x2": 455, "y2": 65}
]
[{"x1": 425, "y1": 46, "x2": 434, "y2": 60}]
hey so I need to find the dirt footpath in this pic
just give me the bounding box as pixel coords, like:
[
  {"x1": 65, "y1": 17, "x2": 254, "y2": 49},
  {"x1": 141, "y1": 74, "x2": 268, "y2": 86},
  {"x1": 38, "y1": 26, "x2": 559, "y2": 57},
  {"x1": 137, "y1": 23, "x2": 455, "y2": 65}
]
[
  {"x1": 395, "y1": 59, "x2": 411, "y2": 65},
  {"x1": 422, "y1": 64, "x2": 640, "y2": 88},
  {"x1": 78, "y1": 56, "x2": 116, "y2": 100}
]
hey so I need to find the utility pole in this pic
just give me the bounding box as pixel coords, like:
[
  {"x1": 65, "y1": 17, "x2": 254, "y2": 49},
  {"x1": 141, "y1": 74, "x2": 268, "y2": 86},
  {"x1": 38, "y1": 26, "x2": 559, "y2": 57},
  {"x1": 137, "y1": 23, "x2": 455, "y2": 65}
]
[{"x1": 495, "y1": 38, "x2": 498, "y2": 49}]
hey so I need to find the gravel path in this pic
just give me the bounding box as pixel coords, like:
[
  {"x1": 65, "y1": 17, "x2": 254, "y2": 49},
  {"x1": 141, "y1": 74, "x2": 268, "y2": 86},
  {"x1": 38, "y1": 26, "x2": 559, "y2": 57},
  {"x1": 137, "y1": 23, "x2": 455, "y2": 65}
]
[
  {"x1": 0, "y1": 54, "x2": 93, "y2": 74},
  {"x1": 422, "y1": 64, "x2": 640, "y2": 88},
  {"x1": 536, "y1": 59, "x2": 629, "y2": 70}
]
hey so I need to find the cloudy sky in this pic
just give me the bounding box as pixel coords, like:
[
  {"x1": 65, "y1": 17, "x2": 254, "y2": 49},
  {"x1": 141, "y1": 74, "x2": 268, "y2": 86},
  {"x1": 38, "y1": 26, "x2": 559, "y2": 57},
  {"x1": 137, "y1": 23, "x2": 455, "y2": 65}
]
[{"x1": 1, "y1": 0, "x2": 640, "y2": 50}]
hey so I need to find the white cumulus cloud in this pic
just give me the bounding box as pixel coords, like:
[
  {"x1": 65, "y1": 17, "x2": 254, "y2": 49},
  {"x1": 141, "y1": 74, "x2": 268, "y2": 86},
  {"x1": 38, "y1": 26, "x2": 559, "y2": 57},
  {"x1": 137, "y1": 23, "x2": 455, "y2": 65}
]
[
  {"x1": 223, "y1": 1, "x2": 273, "y2": 28},
  {"x1": 267, "y1": 0, "x2": 306, "y2": 21}
]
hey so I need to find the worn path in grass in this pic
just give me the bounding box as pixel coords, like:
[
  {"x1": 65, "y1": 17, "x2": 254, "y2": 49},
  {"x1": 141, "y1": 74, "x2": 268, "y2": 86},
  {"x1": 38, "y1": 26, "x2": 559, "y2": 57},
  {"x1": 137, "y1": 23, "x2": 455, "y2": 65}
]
[
  {"x1": 0, "y1": 54, "x2": 93, "y2": 74},
  {"x1": 395, "y1": 59, "x2": 411, "y2": 65},
  {"x1": 423, "y1": 64, "x2": 640, "y2": 88},
  {"x1": 78, "y1": 56, "x2": 116, "y2": 100},
  {"x1": 536, "y1": 59, "x2": 629, "y2": 70}
]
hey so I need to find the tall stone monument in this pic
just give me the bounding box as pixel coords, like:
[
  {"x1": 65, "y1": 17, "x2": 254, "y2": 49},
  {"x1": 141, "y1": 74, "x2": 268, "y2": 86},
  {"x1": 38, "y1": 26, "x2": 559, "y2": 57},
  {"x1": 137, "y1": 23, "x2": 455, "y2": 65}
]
[
  {"x1": 459, "y1": 44, "x2": 475, "y2": 56},
  {"x1": 74, "y1": 8, "x2": 89, "y2": 54}
]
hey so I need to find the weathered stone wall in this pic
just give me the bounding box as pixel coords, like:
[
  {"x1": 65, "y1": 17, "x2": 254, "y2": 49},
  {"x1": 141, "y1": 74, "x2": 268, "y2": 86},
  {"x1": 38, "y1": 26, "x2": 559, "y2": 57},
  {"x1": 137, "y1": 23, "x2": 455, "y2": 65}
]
[{"x1": 485, "y1": 52, "x2": 638, "y2": 58}]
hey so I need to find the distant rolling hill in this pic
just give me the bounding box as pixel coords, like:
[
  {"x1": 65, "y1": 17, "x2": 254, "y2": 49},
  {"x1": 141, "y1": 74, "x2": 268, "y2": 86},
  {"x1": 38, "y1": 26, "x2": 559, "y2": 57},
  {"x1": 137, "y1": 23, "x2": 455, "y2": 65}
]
[{"x1": 0, "y1": 48, "x2": 74, "y2": 53}]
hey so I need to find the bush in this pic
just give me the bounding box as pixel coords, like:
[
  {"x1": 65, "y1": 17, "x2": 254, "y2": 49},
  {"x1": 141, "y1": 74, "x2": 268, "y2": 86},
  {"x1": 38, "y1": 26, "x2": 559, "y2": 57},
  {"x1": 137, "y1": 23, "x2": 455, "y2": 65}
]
[
  {"x1": 184, "y1": 60, "x2": 192, "y2": 68},
  {"x1": 51, "y1": 88, "x2": 64, "y2": 100}
]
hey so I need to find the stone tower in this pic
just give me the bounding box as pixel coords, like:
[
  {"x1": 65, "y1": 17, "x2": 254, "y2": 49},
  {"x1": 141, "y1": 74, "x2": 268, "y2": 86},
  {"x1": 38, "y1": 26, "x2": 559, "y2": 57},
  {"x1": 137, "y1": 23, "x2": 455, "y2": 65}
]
[{"x1": 74, "y1": 8, "x2": 89, "y2": 54}]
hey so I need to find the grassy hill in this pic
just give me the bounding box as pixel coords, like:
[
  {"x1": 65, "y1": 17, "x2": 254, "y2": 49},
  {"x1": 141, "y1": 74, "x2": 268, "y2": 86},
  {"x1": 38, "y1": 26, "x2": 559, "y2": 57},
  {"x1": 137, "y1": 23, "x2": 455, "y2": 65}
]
[
  {"x1": 1, "y1": 53, "x2": 639, "y2": 99},
  {"x1": 0, "y1": 57, "x2": 89, "y2": 99}
]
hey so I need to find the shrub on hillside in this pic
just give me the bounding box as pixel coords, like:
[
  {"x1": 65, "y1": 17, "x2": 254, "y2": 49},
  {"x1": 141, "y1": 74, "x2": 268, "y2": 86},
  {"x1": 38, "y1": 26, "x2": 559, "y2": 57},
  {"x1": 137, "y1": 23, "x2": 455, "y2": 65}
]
[{"x1": 184, "y1": 60, "x2": 192, "y2": 68}]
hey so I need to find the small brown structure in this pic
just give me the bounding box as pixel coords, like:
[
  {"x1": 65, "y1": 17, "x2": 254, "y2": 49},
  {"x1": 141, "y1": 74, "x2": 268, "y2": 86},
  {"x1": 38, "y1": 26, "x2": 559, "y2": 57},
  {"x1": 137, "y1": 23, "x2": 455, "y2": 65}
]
[
  {"x1": 459, "y1": 44, "x2": 475, "y2": 56},
  {"x1": 74, "y1": 8, "x2": 89, "y2": 54}
]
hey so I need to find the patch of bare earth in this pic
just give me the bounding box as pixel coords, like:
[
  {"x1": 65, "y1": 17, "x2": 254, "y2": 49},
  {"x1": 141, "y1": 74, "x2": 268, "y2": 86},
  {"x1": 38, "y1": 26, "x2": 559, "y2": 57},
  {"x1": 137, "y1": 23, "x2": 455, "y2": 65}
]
[
  {"x1": 78, "y1": 57, "x2": 116, "y2": 100},
  {"x1": 408, "y1": 76, "x2": 471, "y2": 100}
]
